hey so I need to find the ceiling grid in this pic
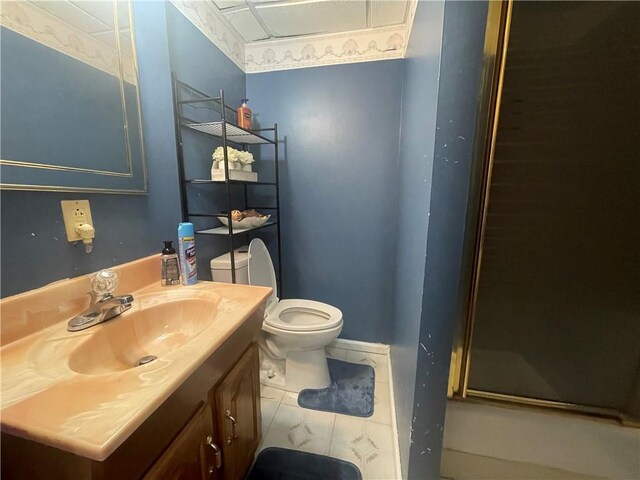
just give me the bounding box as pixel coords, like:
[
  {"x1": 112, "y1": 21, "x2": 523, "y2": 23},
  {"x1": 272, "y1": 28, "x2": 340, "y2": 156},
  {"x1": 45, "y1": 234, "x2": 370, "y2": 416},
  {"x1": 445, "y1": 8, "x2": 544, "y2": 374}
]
[{"x1": 173, "y1": 0, "x2": 416, "y2": 73}]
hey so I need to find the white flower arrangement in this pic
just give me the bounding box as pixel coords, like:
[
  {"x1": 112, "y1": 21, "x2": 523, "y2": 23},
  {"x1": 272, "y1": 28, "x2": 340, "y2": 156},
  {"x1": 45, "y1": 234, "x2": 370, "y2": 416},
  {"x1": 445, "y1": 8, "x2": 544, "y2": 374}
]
[
  {"x1": 212, "y1": 146, "x2": 254, "y2": 165},
  {"x1": 237, "y1": 150, "x2": 254, "y2": 165}
]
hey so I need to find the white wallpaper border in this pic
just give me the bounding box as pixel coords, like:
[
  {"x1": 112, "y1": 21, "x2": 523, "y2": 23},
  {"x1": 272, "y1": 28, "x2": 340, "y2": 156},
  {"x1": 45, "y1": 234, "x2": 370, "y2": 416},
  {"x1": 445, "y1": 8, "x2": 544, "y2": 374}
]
[
  {"x1": 244, "y1": 24, "x2": 407, "y2": 73},
  {"x1": 0, "y1": 1, "x2": 136, "y2": 84}
]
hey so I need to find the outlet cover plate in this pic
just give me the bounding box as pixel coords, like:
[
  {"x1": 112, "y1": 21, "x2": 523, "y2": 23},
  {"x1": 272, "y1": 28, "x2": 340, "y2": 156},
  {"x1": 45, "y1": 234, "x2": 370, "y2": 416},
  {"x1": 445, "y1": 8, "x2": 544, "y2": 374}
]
[{"x1": 61, "y1": 200, "x2": 93, "y2": 242}]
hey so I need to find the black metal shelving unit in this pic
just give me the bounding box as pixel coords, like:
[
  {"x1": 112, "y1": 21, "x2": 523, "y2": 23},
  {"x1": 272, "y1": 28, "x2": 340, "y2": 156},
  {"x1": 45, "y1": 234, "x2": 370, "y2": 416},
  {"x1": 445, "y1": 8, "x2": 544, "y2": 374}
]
[{"x1": 171, "y1": 72, "x2": 282, "y2": 289}]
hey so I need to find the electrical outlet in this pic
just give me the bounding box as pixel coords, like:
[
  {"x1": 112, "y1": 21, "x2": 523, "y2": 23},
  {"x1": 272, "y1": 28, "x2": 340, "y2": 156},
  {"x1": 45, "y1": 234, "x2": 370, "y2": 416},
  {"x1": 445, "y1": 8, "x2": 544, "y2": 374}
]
[{"x1": 61, "y1": 200, "x2": 94, "y2": 242}]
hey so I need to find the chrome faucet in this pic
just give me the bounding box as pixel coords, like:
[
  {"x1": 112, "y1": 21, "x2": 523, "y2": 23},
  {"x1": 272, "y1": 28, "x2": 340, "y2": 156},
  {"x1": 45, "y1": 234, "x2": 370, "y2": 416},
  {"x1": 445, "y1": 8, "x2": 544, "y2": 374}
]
[{"x1": 67, "y1": 269, "x2": 134, "y2": 332}]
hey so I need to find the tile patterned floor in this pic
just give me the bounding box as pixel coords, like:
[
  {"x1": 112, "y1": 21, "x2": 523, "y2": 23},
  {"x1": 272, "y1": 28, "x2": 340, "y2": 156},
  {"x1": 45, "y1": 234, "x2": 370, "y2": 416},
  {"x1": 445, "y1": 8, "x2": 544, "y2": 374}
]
[{"x1": 259, "y1": 347, "x2": 399, "y2": 480}]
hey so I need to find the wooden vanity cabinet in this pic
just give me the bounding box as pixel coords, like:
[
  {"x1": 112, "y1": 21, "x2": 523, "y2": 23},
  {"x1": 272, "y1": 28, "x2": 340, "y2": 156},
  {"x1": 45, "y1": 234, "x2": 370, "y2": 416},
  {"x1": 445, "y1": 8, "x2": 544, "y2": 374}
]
[
  {"x1": 1, "y1": 317, "x2": 263, "y2": 480},
  {"x1": 213, "y1": 343, "x2": 261, "y2": 480},
  {"x1": 143, "y1": 343, "x2": 261, "y2": 480},
  {"x1": 143, "y1": 403, "x2": 216, "y2": 480}
]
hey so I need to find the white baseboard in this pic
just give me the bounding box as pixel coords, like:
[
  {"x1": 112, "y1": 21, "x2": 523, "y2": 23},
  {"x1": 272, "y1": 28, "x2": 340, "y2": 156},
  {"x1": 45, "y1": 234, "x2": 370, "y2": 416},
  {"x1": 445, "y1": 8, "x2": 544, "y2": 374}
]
[{"x1": 330, "y1": 338, "x2": 390, "y2": 354}]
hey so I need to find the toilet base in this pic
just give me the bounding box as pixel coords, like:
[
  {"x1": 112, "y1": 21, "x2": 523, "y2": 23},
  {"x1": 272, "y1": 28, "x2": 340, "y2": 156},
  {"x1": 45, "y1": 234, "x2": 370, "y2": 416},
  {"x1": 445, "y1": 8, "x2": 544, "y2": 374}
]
[
  {"x1": 260, "y1": 354, "x2": 286, "y2": 389},
  {"x1": 260, "y1": 347, "x2": 332, "y2": 393},
  {"x1": 285, "y1": 348, "x2": 332, "y2": 392}
]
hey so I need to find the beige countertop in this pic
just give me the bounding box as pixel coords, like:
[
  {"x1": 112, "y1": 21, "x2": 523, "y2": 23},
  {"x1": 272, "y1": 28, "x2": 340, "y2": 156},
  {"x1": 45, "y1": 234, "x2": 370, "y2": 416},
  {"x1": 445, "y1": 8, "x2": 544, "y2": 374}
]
[{"x1": 0, "y1": 255, "x2": 271, "y2": 461}]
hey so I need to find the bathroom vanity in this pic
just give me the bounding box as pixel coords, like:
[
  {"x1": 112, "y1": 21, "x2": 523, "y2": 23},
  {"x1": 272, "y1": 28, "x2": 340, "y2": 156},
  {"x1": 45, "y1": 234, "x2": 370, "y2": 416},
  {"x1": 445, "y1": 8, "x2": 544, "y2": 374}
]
[{"x1": 0, "y1": 255, "x2": 271, "y2": 480}]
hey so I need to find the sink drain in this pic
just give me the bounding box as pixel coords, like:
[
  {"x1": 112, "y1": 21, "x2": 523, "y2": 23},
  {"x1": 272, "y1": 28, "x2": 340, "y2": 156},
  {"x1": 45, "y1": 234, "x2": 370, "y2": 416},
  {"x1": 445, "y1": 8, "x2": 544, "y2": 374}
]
[{"x1": 137, "y1": 355, "x2": 157, "y2": 366}]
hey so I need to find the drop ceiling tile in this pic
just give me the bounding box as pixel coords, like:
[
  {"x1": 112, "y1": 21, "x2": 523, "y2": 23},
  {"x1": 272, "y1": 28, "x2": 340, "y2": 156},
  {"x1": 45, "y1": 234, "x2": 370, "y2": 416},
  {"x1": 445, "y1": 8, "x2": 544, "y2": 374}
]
[
  {"x1": 371, "y1": 1, "x2": 408, "y2": 28},
  {"x1": 70, "y1": 1, "x2": 118, "y2": 28},
  {"x1": 30, "y1": 0, "x2": 111, "y2": 34},
  {"x1": 90, "y1": 30, "x2": 117, "y2": 48},
  {"x1": 255, "y1": 1, "x2": 366, "y2": 38},
  {"x1": 214, "y1": 0, "x2": 247, "y2": 10},
  {"x1": 116, "y1": 1, "x2": 131, "y2": 30},
  {"x1": 224, "y1": 8, "x2": 269, "y2": 42}
]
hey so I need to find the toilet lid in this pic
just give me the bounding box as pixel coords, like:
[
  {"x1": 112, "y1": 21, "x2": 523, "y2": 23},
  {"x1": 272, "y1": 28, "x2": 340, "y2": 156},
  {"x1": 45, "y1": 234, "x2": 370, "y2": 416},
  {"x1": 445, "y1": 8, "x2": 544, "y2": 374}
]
[{"x1": 248, "y1": 239, "x2": 278, "y2": 311}]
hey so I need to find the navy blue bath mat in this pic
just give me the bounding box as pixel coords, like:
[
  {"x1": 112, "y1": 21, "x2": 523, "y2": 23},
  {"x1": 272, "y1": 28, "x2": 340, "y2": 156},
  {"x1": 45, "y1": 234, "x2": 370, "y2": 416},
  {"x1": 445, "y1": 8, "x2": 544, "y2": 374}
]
[
  {"x1": 247, "y1": 447, "x2": 362, "y2": 480},
  {"x1": 298, "y1": 358, "x2": 375, "y2": 417}
]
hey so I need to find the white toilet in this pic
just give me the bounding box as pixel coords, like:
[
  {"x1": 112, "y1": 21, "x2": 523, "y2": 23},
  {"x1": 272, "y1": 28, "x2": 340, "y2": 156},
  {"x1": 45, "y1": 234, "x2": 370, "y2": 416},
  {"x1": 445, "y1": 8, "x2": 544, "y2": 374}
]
[{"x1": 210, "y1": 240, "x2": 343, "y2": 392}]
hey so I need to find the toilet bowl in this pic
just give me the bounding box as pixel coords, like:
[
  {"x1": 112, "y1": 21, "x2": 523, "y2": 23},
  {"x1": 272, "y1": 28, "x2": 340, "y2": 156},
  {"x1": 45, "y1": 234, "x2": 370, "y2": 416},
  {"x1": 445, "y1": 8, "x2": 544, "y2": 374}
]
[{"x1": 247, "y1": 239, "x2": 343, "y2": 392}]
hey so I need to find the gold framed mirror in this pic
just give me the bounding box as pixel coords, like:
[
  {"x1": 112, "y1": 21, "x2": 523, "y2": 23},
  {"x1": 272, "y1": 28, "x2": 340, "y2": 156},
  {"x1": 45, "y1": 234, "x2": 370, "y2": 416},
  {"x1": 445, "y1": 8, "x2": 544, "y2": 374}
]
[{"x1": 0, "y1": 0, "x2": 146, "y2": 194}]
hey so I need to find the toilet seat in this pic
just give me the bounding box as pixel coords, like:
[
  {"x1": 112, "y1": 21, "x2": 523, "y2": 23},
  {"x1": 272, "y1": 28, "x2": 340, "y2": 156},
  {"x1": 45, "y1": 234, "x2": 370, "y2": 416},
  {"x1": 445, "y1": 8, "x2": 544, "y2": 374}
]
[
  {"x1": 248, "y1": 239, "x2": 343, "y2": 333},
  {"x1": 265, "y1": 299, "x2": 342, "y2": 332}
]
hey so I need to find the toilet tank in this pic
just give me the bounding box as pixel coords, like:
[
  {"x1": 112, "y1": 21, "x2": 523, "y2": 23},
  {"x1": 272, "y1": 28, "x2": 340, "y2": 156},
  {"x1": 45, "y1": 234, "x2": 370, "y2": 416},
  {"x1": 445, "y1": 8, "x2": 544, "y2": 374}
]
[{"x1": 209, "y1": 246, "x2": 249, "y2": 284}]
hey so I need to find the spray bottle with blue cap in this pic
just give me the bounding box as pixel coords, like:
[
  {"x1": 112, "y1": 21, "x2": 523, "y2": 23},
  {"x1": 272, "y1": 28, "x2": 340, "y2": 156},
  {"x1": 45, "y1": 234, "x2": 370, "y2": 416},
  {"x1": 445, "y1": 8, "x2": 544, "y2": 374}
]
[{"x1": 178, "y1": 222, "x2": 197, "y2": 285}]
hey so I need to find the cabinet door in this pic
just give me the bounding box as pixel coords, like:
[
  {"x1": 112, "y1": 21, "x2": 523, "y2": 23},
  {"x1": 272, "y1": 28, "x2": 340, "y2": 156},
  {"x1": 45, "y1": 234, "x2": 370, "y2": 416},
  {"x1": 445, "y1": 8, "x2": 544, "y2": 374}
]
[
  {"x1": 144, "y1": 403, "x2": 224, "y2": 480},
  {"x1": 214, "y1": 343, "x2": 262, "y2": 480}
]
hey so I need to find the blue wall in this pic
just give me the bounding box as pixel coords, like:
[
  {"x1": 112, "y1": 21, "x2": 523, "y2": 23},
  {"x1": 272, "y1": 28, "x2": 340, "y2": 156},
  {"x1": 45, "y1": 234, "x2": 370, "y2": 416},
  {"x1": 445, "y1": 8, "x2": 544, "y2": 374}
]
[
  {"x1": 0, "y1": 2, "x2": 233, "y2": 297},
  {"x1": 246, "y1": 61, "x2": 403, "y2": 343},
  {"x1": 392, "y1": 1, "x2": 488, "y2": 478},
  {"x1": 390, "y1": 1, "x2": 445, "y2": 474}
]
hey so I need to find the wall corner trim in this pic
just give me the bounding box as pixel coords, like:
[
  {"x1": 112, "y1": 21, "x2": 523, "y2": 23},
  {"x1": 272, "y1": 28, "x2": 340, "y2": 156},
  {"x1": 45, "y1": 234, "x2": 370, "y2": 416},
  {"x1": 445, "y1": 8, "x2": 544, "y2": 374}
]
[{"x1": 169, "y1": 0, "x2": 245, "y2": 70}]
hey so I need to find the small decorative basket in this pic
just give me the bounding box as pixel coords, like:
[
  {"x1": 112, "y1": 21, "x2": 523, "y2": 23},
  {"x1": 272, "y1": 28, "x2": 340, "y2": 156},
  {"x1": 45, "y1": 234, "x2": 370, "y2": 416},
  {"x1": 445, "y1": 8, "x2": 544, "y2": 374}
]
[{"x1": 219, "y1": 214, "x2": 270, "y2": 229}]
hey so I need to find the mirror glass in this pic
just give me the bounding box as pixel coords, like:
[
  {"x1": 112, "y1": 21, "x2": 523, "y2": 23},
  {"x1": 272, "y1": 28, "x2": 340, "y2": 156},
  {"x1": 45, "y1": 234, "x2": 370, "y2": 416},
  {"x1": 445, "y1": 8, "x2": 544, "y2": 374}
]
[{"x1": 0, "y1": 0, "x2": 146, "y2": 193}]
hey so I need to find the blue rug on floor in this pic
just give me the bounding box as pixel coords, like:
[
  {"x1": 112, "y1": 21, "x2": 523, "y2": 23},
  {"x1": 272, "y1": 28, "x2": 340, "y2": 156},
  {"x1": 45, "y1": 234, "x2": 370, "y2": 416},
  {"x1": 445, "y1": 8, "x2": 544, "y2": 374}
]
[
  {"x1": 298, "y1": 358, "x2": 375, "y2": 417},
  {"x1": 247, "y1": 447, "x2": 362, "y2": 480}
]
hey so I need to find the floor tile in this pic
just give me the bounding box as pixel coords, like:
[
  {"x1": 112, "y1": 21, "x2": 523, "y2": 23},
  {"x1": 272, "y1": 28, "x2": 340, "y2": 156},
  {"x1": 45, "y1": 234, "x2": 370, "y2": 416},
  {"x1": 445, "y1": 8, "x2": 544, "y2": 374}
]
[
  {"x1": 281, "y1": 391, "x2": 299, "y2": 406},
  {"x1": 375, "y1": 381, "x2": 390, "y2": 405},
  {"x1": 346, "y1": 351, "x2": 389, "y2": 383},
  {"x1": 261, "y1": 404, "x2": 336, "y2": 456},
  {"x1": 331, "y1": 416, "x2": 395, "y2": 454},
  {"x1": 260, "y1": 384, "x2": 285, "y2": 403},
  {"x1": 330, "y1": 442, "x2": 397, "y2": 480},
  {"x1": 326, "y1": 346, "x2": 349, "y2": 360},
  {"x1": 258, "y1": 348, "x2": 398, "y2": 478},
  {"x1": 368, "y1": 400, "x2": 391, "y2": 425},
  {"x1": 353, "y1": 381, "x2": 391, "y2": 425},
  {"x1": 261, "y1": 399, "x2": 279, "y2": 434}
]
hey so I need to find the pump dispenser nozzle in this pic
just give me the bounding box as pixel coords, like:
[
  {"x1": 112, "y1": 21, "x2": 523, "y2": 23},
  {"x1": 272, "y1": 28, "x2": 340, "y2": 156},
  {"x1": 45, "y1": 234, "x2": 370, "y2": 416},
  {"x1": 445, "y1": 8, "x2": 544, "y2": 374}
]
[{"x1": 162, "y1": 240, "x2": 176, "y2": 255}]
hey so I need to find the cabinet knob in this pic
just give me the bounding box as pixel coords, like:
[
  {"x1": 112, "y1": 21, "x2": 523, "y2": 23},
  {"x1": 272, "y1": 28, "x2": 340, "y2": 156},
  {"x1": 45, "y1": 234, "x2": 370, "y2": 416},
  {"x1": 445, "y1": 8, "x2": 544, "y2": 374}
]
[
  {"x1": 205, "y1": 435, "x2": 222, "y2": 472},
  {"x1": 225, "y1": 409, "x2": 239, "y2": 440}
]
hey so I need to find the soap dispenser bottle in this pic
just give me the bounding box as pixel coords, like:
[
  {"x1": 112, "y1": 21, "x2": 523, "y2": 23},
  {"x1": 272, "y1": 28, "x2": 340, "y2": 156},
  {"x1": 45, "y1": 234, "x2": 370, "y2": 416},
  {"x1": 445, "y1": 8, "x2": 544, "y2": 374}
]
[
  {"x1": 237, "y1": 99, "x2": 252, "y2": 130},
  {"x1": 161, "y1": 240, "x2": 181, "y2": 286}
]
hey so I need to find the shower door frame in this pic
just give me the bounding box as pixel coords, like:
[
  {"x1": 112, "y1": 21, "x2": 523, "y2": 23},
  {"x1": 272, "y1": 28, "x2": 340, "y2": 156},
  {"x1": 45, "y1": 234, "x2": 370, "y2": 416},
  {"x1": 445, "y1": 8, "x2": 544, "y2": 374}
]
[{"x1": 450, "y1": 0, "x2": 637, "y2": 426}]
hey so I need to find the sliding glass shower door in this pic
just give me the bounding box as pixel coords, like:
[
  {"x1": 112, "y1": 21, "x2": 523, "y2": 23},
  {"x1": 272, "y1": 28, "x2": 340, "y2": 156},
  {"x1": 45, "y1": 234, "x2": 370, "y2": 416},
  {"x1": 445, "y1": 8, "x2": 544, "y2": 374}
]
[{"x1": 465, "y1": 0, "x2": 640, "y2": 420}]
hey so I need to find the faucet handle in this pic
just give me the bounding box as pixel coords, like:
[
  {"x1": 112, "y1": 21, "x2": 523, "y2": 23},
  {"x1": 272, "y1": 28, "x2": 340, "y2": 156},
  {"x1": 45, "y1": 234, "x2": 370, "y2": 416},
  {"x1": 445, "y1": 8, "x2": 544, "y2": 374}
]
[{"x1": 91, "y1": 269, "x2": 119, "y2": 298}]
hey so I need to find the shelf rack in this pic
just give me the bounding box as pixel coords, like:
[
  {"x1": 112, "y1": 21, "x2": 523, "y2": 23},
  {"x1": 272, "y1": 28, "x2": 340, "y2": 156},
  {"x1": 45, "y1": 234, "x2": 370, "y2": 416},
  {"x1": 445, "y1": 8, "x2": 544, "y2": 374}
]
[{"x1": 171, "y1": 73, "x2": 283, "y2": 288}]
